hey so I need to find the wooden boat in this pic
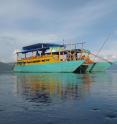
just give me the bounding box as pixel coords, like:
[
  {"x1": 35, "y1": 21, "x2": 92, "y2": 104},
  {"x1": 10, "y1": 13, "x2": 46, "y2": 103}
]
[
  {"x1": 75, "y1": 50, "x2": 112, "y2": 73},
  {"x1": 14, "y1": 42, "x2": 112, "y2": 73},
  {"x1": 14, "y1": 43, "x2": 85, "y2": 73}
]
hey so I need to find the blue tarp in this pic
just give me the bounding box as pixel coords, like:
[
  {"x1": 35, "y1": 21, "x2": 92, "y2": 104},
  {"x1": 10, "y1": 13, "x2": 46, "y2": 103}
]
[{"x1": 23, "y1": 43, "x2": 64, "y2": 51}]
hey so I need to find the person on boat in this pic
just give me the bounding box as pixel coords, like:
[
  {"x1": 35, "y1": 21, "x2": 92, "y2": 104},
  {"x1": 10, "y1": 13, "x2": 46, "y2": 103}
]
[
  {"x1": 81, "y1": 55, "x2": 94, "y2": 64},
  {"x1": 36, "y1": 51, "x2": 40, "y2": 56},
  {"x1": 41, "y1": 50, "x2": 45, "y2": 56}
]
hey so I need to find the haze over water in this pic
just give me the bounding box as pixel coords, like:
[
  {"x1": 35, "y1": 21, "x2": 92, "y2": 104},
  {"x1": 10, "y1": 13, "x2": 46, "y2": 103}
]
[{"x1": 0, "y1": 71, "x2": 117, "y2": 124}]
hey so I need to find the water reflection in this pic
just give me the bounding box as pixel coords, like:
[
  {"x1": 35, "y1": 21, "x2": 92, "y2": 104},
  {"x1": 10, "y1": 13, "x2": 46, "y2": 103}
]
[
  {"x1": 1, "y1": 72, "x2": 117, "y2": 124},
  {"x1": 16, "y1": 73, "x2": 93, "y2": 104}
]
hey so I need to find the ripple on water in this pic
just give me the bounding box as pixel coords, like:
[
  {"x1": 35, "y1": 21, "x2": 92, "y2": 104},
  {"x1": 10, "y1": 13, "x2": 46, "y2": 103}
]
[
  {"x1": 106, "y1": 113, "x2": 117, "y2": 119},
  {"x1": 90, "y1": 107, "x2": 101, "y2": 112},
  {"x1": 92, "y1": 108, "x2": 100, "y2": 111},
  {"x1": 0, "y1": 109, "x2": 4, "y2": 112}
]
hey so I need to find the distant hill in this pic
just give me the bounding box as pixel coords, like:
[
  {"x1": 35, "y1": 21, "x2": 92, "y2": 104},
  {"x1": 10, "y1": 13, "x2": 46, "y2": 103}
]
[{"x1": 0, "y1": 62, "x2": 14, "y2": 72}]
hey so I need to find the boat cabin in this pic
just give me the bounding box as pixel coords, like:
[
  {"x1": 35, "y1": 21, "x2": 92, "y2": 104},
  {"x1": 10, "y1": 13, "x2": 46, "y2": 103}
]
[{"x1": 16, "y1": 43, "x2": 93, "y2": 65}]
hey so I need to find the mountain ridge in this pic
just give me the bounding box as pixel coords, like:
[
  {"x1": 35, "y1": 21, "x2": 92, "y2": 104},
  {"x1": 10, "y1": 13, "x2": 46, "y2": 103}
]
[{"x1": 0, "y1": 62, "x2": 14, "y2": 72}]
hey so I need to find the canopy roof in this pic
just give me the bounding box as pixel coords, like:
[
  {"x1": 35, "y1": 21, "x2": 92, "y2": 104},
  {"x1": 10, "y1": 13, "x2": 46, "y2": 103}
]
[
  {"x1": 23, "y1": 43, "x2": 64, "y2": 51},
  {"x1": 16, "y1": 43, "x2": 89, "y2": 54},
  {"x1": 18, "y1": 48, "x2": 48, "y2": 54}
]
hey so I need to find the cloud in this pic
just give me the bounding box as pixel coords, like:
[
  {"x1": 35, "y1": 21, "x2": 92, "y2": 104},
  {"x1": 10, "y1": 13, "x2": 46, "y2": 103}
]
[
  {"x1": 0, "y1": 0, "x2": 117, "y2": 62},
  {"x1": 92, "y1": 30, "x2": 117, "y2": 61},
  {"x1": 0, "y1": 32, "x2": 60, "y2": 62}
]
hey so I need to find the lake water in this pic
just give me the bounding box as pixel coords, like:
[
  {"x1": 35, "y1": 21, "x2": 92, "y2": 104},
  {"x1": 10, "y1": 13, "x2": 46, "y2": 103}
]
[{"x1": 0, "y1": 71, "x2": 117, "y2": 124}]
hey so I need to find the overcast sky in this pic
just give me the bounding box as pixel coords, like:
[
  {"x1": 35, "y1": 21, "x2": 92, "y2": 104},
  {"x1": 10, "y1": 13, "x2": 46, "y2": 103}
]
[{"x1": 0, "y1": 0, "x2": 117, "y2": 62}]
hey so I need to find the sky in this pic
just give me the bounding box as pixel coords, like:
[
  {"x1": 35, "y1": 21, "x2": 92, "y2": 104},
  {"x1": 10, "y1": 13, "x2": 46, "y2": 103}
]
[{"x1": 0, "y1": 0, "x2": 117, "y2": 62}]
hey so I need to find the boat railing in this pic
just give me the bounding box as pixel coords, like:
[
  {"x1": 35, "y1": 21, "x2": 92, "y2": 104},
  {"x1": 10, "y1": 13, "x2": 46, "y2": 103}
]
[
  {"x1": 17, "y1": 54, "x2": 60, "y2": 65},
  {"x1": 16, "y1": 48, "x2": 94, "y2": 65}
]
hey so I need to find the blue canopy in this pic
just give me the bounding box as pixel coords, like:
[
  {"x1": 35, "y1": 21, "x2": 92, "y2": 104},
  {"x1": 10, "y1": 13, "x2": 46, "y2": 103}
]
[
  {"x1": 23, "y1": 43, "x2": 64, "y2": 51},
  {"x1": 17, "y1": 47, "x2": 48, "y2": 54}
]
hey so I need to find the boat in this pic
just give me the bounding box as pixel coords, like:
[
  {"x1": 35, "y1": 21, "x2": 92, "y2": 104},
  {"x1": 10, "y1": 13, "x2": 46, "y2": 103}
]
[
  {"x1": 86, "y1": 62, "x2": 112, "y2": 72},
  {"x1": 14, "y1": 43, "x2": 85, "y2": 73},
  {"x1": 75, "y1": 50, "x2": 112, "y2": 73},
  {"x1": 14, "y1": 42, "x2": 113, "y2": 73}
]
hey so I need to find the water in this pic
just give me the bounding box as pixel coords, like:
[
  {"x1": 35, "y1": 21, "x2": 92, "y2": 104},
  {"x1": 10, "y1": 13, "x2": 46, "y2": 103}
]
[{"x1": 0, "y1": 72, "x2": 117, "y2": 124}]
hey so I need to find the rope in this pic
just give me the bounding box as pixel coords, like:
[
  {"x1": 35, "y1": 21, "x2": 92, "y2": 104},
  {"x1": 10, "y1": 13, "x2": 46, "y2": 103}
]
[
  {"x1": 91, "y1": 53, "x2": 112, "y2": 65},
  {"x1": 95, "y1": 33, "x2": 112, "y2": 57}
]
